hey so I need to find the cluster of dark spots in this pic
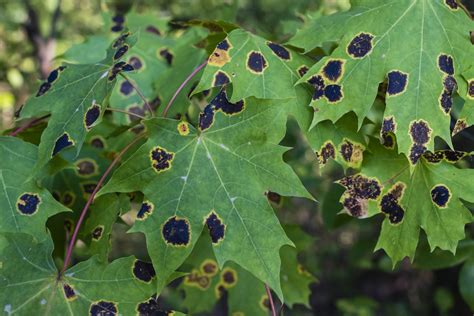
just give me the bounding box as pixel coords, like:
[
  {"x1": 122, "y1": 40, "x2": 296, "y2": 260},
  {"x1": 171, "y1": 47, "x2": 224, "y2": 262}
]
[
  {"x1": 76, "y1": 159, "x2": 98, "y2": 177},
  {"x1": 205, "y1": 211, "x2": 225, "y2": 244},
  {"x1": 380, "y1": 117, "x2": 397, "y2": 149},
  {"x1": 137, "y1": 202, "x2": 153, "y2": 221},
  {"x1": 120, "y1": 81, "x2": 134, "y2": 95},
  {"x1": 308, "y1": 75, "x2": 325, "y2": 100},
  {"x1": 128, "y1": 56, "x2": 143, "y2": 70},
  {"x1": 201, "y1": 259, "x2": 218, "y2": 276},
  {"x1": 409, "y1": 120, "x2": 432, "y2": 164},
  {"x1": 431, "y1": 185, "x2": 451, "y2": 208},
  {"x1": 220, "y1": 268, "x2": 237, "y2": 288},
  {"x1": 211, "y1": 90, "x2": 245, "y2": 115},
  {"x1": 266, "y1": 42, "x2": 291, "y2": 60},
  {"x1": 217, "y1": 39, "x2": 231, "y2": 51},
  {"x1": 177, "y1": 121, "x2": 190, "y2": 136},
  {"x1": 468, "y1": 80, "x2": 474, "y2": 99},
  {"x1": 89, "y1": 300, "x2": 118, "y2": 316},
  {"x1": 246, "y1": 51, "x2": 268, "y2": 74},
  {"x1": 380, "y1": 182, "x2": 406, "y2": 225},
  {"x1": 52, "y1": 133, "x2": 74, "y2": 156},
  {"x1": 146, "y1": 25, "x2": 161, "y2": 35},
  {"x1": 36, "y1": 82, "x2": 51, "y2": 97},
  {"x1": 260, "y1": 295, "x2": 270, "y2": 311},
  {"x1": 317, "y1": 141, "x2": 336, "y2": 165},
  {"x1": 16, "y1": 193, "x2": 41, "y2": 215},
  {"x1": 85, "y1": 104, "x2": 101, "y2": 130},
  {"x1": 90, "y1": 136, "x2": 106, "y2": 149},
  {"x1": 150, "y1": 146, "x2": 174, "y2": 173},
  {"x1": 162, "y1": 216, "x2": 191, "y2": 246},
  {"x1": 324, "y1": 84, "x2": 344, "y2": 103},
  {"x1": 108, "y1": 61, "x2": 134, "y2": 81},
  {"x1": 132, "y1": 259, "x2": 156, "y2": 283},
  {"x1": 452, "y1": 119, "x2": 468, "y2": 136},
  {"x1": 62, "y1": 192, "x2": 75, "y2": 207},
  {"x1": 82, "y1": 182, "x2": 97, "y2": 196},
  {"x1": 438, "y1": 54, "x2": 454, "y2": 75},
  {"x1": 63, "y1": 283, "x2": 76, "y2": 301},
  {"x1": 137, "y1": 295, "x2": 175, "y2": 315},
  {"x1": 91, "y1": 225, "x2": 104, "y2": 241},
  {"x1": 322, "y1": 59, "x2": 345, "y2": 82},
  {"x1": 339, "y1": 175, "x2": 382, "y2": 218},
  {"x1": 114, "y1": 44, "x2": 129, "y2": 60},
  {"x1": 298, "y1": 65, "x2": 309, "y2": 77},
  {"x1": 213, "y1": 71, "x2": 230, "y2": 87},
  {"x1": 199, "y1": 104, "x2": 215, "y2": 131},
  {"x1": 444, "y1": 0, "x2": 459, "y2": 10},
  {"x1": 265, "y1": 191, "x2": 282, "y2": 205},
  {"x1": 387, "y1": 70, "x2": 409, "y2": 96},
  {"x1": 347, "y1": 32, "x2": 374, "y2": 59},
  {"x1": 112, "y1": 32, "x2": 130, "y2": 49},
  {"x1": 159, "y1": 49, "x2": 174, "y2": 65},
  {"x1": 339, "y1": 139, "x2": 364, "y2": 167},
  {"x1": 111, "y1": 14, "x2": 125, "y2": 32}
]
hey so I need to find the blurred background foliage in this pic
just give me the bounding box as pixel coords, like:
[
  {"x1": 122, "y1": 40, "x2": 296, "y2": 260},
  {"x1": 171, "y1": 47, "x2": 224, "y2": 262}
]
[{"x1": 1, "y1": 0, "x2": 474, "y2": 315}]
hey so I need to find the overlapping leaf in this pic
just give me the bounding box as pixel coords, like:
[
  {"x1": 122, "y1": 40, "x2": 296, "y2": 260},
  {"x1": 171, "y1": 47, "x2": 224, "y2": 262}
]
[
  {"x1": 290, "y1": 0, "x2": 474, "y2": 164},
  {"x1": 194, "y1": 28, "x2": 315, "y2": 102},
  {"x1": 0, "y1": 137, "x2": 69, "y2": 240},
  {"x1": 338, "y1": 142, "x2": 473, "y2": 264},
  {"x1": 18, "y1": 32, "x2": 137, "y2": 168},
  {"x1": 99, "y1": 96, "x2": 313, "y2": 299}
]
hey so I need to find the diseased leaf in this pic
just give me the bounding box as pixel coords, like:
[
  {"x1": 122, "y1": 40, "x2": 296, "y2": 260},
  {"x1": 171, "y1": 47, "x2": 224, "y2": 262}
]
[
  {"x1": 99, "y1": 97, "x2": 312, "y2": 299},
  {"x1": 454, "y1": 67, "x2": 474, "y2": 136},
  {"x1": 0, "y1": 137, "x2": 69, "y2": 240},
  {"x1": 290, "y1": 0, "x2": 474, "y2": 164},
  {"x1": 338, "y1": 142, "x2": 473, "y2": 264},
  {"x1": 194, "y1": 28, "x2": 315, "y2": 102},
  {"x1": 18, "y1": 32, "x2": 137, "y2": 168}
]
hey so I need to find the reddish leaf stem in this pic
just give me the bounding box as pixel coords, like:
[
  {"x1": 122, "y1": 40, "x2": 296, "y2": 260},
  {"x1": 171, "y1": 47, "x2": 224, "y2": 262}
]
[
  {"x1": 61, "y1": 134, "x2": 145, "y2": 274},
  {"x1": 265, "y1": 284, "x2": 277, "y2": 316},
  {"x1": 162, "y1": 60, "x2": 208, "y2": 117},
  {"x1": 9, "y1": 114, "x2": 50, "y2": 136}
]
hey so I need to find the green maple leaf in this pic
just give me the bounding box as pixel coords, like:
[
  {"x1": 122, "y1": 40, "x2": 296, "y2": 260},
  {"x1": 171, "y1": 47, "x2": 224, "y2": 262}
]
[
  {"x1": 98, "y1": 97, "x2": 312, "y2": 300},
  {"x1": 18, "y1": 32, "x2": 137, "y2": 168},
  {"x1": 338, "y1": 142, "x2": 473, "y2": 264},
  {"x1": 0, "y1": 137, "x2": 69, "y2": 240},
  {"x1": 194, "y1": 28, "x2": 315, "y2": 102},
  {"x1": 0, "y1": 233, "x2": 180, "y2": 316},
  {"x1": 290, "y1": 0, "x2": 474, "y2": 164}
]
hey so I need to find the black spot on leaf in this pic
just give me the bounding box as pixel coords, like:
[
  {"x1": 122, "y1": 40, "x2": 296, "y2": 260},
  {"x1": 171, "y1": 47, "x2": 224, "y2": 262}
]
[
  {"x1": 438, "y1": 54, "x2": 454, "y2": 75},
  {"x1": 201, "y1": 260, "x2": 218, "y2": 276},
  {"x1": 205, "y1": 212, "x2": 225, "y2": 244},
  {"x1": 409, "y1": 120, "x2": 431, "y2": 145},
  {"x1": 47, "y1": 69, "x2": 59, "y2": 83},
  {"x1": 63, "y1": 283, "x2": 76, "y2": 301},
  {"x1": 213, "y1": 71, "x2": 230, "y2": 87},
  {"x1": 159, "y1": 49, "x2": 173, "y2": 65},
  {"x1": 380, "y1": 183, "x2": 406, "y2": 225},
  {"x1": 339, "y1": 140, "x2": 364, "y2": 166},
  {"x1": 409, "y1": 143, "x2": 427, "y2": 165},
  {"x1": 443, "y1": 76, "x2": 457, "y2": 95},
  {"x1": 112, "y1": 32, "x2": 129, "y2": 48},
  {"x1": 324, "y1": 84, "x2": 343, "y2": 103},
  {"x1": 343, "y1": 196, "x2": 365, "y2": 217},
  {"x1": 423, "y1": 151, "x2": 444, "y2": 164},
  {"x1": 133, "y1": 259, "x2": 156, "y2": 283},
  {"x1": 136, "y1": 295, "x2": 174, "y2": 315},
  {"x1": 452, "y1": 119, "x2": 468, "y2": 136},
  {"x1": 387, "y1": 70, "x2": 408, "y2": 96},
  {"x1": 322, "y1": 59, "x2": 345, "y2": 82},
  {"x1": 266, "y1": 191, "x2": 282, "y2": 205},
  {"x1": 221, "y1": 268, "x2": 237, "y2": 287},
  {"x1": 266, "y1": 42, "x2": 291, "y2": 60},
  {"x1": 62, "y1": 191, "x2": 75, "y2": 207},
  {"x1": 150, "y1": 146, "x2": 174, "y2": 173},
  {"x1": 444, "y1": 0, "x2": 459, "y2": 10},
  {"x1": 317, "y1": 141, "x2": 336, "y2": 165},
  {"x1": 36, "y1": 82, "x2": 51, "y2": 97},
  {"x1": 468, "y1": 80, "x2": 474, "y2": 99},
  {"x1": 52, "y1": 133, "x2": 74, "y2": 156},
  {"x1": 211, "y1": 90, "x2": 245, "y2": 115},
  {"x1": 16, "y1": 193, "x2": 41, "y2": 215},
  {"x1": 111, "y1": 24, "x2": 124, "y2": 32},
  {"x1": 90, "y1": 136, "x2": 106, "y2": 149},
  {"x1": 121, "y1": 64, "x2": 134, "y2": 72},
  {"x1": 247, "y1": 51, "x2": 268, "y2": 74},
  {"x1": 443, "y1": 150, "x2": 466, "y2": 163},
  {"x1": 308, "y1": 75, "x2": 325, "y2": 100},
  {"x1": 431, "y1": 185, "x2": 451, "y2": 207},
  {"x1": 177, "y1": 121, "x2": 190, "y2": 136},
  {"x1": 382, "y1": 117, "x2": 396, "y2": 133},
  {"x1": 137, "y1": 201, "x2": 154, "y2": 220},
  {"x1": 347, "y1": 32, "x2": 374, "y2": 59},
  {"x1": 217, "y1": 39, "x2": 231, "y2": 51},
  {"x1": 128, "y1": 56, "x2": 143, "y2": 70},
  {"x1": 199, "y1": 104, "x2": 215, "y2": 131},
  {"x1": 92, "y1": 225, "x2": 104, "y2": 240},
  {"x1": 89, "y1": 300, "x2": 118, "y2": 316},
  {"x1": 82, "y1": 183, "x2": 97, "y2": 195},
  {"x1": 298, "y1": 65, "x2": 309, "y2": 77},
  {"x1": 120, "y1": 81, "x2": 134, "y2": 96},
  {"x1": 439, "y1": 91, "x2": 453, "y2": 114},
  {"x1": 381, "y1": 133, "x2": 395, "y2": 149},
  {"x1": 127, "y1": 105, "x2": 145, "y2": 123},
  {"x1": 112, "y1": 14, "x2": 124, "y2": 24},
  {"x1": 340, "y1": 175, "x2": 382, "y2": 218},
  {"x1": 146, "y1": 25, "x2": 161, "y2": 35},
  {"x1": 85, "y1": 104, "x2": 101, "y2": 130},
  {"x1": 76, "y1": 159, "x2": 98, "y2": 177},
  {"x1": 114, "y1": 45, "x2": 129, "y2": 60},
  {"x1": 162, "y1": 216, "x2": 191, "y2": 246}
]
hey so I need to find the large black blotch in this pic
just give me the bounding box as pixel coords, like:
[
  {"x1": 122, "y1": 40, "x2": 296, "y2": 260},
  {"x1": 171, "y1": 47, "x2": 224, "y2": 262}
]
[
  {"x1": 199, "y1": 104, "x2": 215, "y2": 131},
  {"x1": 217, "y1": 39, "x2": 230, "y2": 51},
  {"x1": 159, "y1": 49, "x2": 173, "y2": 65},
  {"x1": 17, "y1": 193, "x2": 41, "y2": 215},
  {"x1": 438, "y1": 54, "x2": 454, "y2": 75},
  {"x1": 213, "y1": 71, "x2": 230, "y2": 87},
  {"x1": 133, "y1": 259, "x2": 156, "y2": 283},
  {"x1": 52, "y1": 133, "x2": 74, "y2": 156},
  {"x1": 128, "y1": 56, "x2": 143, "y2": 70},
  {"x1": 324, "y1": 84, "x2": 343, "y2": 103},
  {"x1": 111, "y1": 24, "x2": 124, "y2": 33},
  {"x1": 112, "y1": 14, "x2": 124, "y2": 24},
  {"x1": 342, "y1": 196, "x2": 365, "y2": 217},
  {"x1": 150, "y1": 146, "x2": 174, "y2": 173},
  {"x1": 387, "y1": 70, "x2": 408, "y2": 96},
  {"x1": 347, "y1": 32, "x2": 374, "y2": 59},
  {"x1": 317, "y1": 142, "x2": 336, "y2": 165},
  {"x1": 114, "y1": 45, "x2": 129, "y2": 60},
  {"x1": 63, "y1": 283, "x2": 76, "y2": 300},
  {"x1": 89, "y1": 300, "x2": 118, "y2": 316},
  {"x1": 439, "y1": 91, "x2": 453, "y2": 114},
  {"x1": 205, "y1": 212, "x2": 225, "y2": 244},
  {"x1": 322, "y1": 59, "x2": 344, "y2": 82},
  {"x1": 409, "y1": 120, "x2": 431, "y2": 145},
  {"x1": 247, "y1": 51, "x2": 267, "y2": 73},
  {"x1": 36, "y1": 82, "x2": 51, "y2": 97},
  {"x1": 85, "y1": 104, "x2": 101, "y2": 130},
  {"x1": 409, "y1": 143, "x2": 427, "y2": 165},
  {"x1": 431, "y1": 185, "x2": 451, "y2": 208},
  {"x1": 308, "y1": 75, "x2": 325, "y2": 100},
  {"x1": 137, "y1": 201, "x2": 153, "y2": 220},
  {"x1": 47, "y1": 69, "x2": 59, "y2": 83},
  {"x1": 120, "y1": 81, "x2": 134, "y2": 96},
  {"x1": 380, "y1": 183, "x2": 405, "y2": 225},
  {"x1": 162, "y1": 216, "x2": 191, "y2": 246},
  {"x1": 266, "y1": 42, "x2": 291, "y2": 60},
  {"x1": 211, "y1": 90, "x2": 245, "y2": 115}
]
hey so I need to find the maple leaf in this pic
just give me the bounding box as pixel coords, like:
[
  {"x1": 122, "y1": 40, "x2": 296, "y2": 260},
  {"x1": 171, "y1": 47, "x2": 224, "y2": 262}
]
[
  {"x1": 18, "y1": 32, "x2": 137, "y2": 168},
  {"x1": 0, "y1": 137, "x2": 69, "y2": 240},
  {"x1": 98, "y1": 96, "x2": 313, "y2": 300},
  {"x1": 338, "y1": 142, "x2": 473, "y2": 264},
  {"x1": 290, "y1": 0, "x2": 474, "y2": 164}
]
